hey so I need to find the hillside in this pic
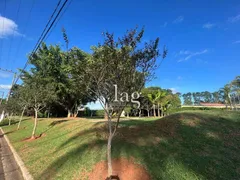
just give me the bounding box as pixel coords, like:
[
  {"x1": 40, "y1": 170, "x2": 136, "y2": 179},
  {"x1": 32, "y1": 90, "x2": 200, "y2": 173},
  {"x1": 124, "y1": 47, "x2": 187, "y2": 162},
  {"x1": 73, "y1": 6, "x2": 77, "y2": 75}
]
[{"x1": 2, "y1": 111, "x2": 240, "y2": 180}]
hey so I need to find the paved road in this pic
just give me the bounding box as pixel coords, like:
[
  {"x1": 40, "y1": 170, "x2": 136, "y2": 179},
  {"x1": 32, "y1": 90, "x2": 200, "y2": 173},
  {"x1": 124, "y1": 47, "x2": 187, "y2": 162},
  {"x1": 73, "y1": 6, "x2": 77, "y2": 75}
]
[{"x1": 0, "y1": 131, "x2": 24, "y2": 180}]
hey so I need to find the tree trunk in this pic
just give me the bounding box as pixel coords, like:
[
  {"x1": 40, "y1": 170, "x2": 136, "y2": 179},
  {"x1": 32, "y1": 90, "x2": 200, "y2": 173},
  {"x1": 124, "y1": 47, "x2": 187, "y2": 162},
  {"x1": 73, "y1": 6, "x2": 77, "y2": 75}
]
[
  {"x1": 17, "y1": 106, "x2": 26, "y2": 130},
  {"x1": 233, "y1": 96, "x2": 237, "y2": 111},
  {"x1": 8, "y1": 113, "x2": 13, "y2": 126},
  {"x1": 139, "y1": 109, "x2": 141, "y2": 118},
  {"x1": 160, "y1": 105, "x2": 162, "y2": 117},
  {"x1": 147, "y1": 109, "x2": 150, "y2": 117},
  {"x1": 74, "y1": 111, "x2": 78, "y2": 118},
  {"x1": 32, "y1": 109, "x2": 38, "y2": 139},
  {"x1": 104, "y1": 103, "x2": 108, "y2": 120},
  {"x1": 67, "y1": 109, "x2": 72, "y2": 118},
  {"x1": 158, "y1": 103, "x2": 160, "y2": 117},
  {"x1": 107, "y1": 134, "x2": 113, "y2": 178},
  {"x1": 228, "y1": 94, "x2": 233, "y2": 110},
  {"x1": 153, "y1": 104, "x2": 156, "y2": 117},
  {"x1": 0, "y1": 110, "x2": 4, "y2": 122},
  {"x1": 105, "y1": 101, "x2": 113, "y2": 178}
]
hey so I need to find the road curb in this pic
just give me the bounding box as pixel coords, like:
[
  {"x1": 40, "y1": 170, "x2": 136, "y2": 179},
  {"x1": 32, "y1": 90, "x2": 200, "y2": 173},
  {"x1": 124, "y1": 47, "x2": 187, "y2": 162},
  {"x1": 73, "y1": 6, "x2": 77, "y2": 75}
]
[{"x1": 0, "y1": 128, "x2": 34, "y2": 180}]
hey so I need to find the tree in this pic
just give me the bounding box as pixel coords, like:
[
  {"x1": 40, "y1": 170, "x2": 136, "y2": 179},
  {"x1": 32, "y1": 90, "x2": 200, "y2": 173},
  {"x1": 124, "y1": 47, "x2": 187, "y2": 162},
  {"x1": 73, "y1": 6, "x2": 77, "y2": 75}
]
[
  {"x1": 21, "y1": 43, "x2": 91, "y2": 118},
  {"x1": 140, "y1": 88, "x2": 153, "y2": 117},
  {"x1": 13, "y1": 85, "x2": 32, "y2": 130},
  {"x1": 182, "y1": 92, "x2": 193, "y2": 105},
  {"x1": 156, "y1": 89, "x2": 167, "y2": 117},
  {"x1": 147, "y1": 87, "x2": 162, "y2": 117},
  {"x1": 124, "y1": 105, "x2": 131, "y2": 118},
  {"x1": 220, "y1": 84, "x2": 233, "y2": 110},
  {"x1": 202, "y1": 91, "x2": 212, "y2": 102},
  {"x1": 24, "y1": 79, "x2": 56, "y2": 139},
  {"x1": 231, "y1": 76, "x2": 240, "y2": 105},
  {"x1": 212, "y1": 91, "x2": 221, "y2": 103},
  {"x1": 4, "y1": 98, "x2": 19, "y2": 125},
  {"x1": 76, "y1": 27, "x2": 166, "y2": 178}
]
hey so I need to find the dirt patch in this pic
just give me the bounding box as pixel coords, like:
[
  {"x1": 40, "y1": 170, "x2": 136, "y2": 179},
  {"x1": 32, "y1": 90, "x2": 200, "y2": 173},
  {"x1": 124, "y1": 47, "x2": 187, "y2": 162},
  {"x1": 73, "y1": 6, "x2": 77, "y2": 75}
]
[
  {"x1": 88, "y1": 158, "x2": 151, "y2": 180},
  {"x1": 22, "y1": 133, "x2": 46, "y2": 142}
]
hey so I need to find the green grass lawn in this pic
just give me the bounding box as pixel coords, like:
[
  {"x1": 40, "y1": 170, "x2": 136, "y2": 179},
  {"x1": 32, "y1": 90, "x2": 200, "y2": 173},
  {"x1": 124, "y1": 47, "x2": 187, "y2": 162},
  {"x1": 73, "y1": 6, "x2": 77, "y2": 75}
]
[{"x1": 2, "y1": 111, "x2": 240, "y2": 180}]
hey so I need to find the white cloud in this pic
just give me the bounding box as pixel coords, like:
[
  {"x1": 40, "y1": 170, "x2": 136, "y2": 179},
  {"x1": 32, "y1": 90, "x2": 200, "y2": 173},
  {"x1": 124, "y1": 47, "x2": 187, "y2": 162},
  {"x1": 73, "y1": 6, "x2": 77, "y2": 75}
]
[
  {"x1": 169, "y1": 88, "x2": 178, "y2": 94},
  {"x1": 179, "y1": 50, "x2": 191, "y2": 55},
  {"x1": 0, "y1": 15, "x2": 24, "y2": 38},
  {"x1": 233, "y1": 40, "x2": 240, "y2": 44},
  {"x1": 0, "y1": 84, "x2": 11, "y2": 89},
  {"x1": 203, "y1": 23, "x2": 216, "y2": 29},
  {"x1": 228, "y1": 14, "x2": 240, "y2": 23},
  {"x1": 173, "y1": 16, "x2": 184, "y2": 24},
  {"x1": 178, "y1": 49, "x2": 208, "y2": 62}
]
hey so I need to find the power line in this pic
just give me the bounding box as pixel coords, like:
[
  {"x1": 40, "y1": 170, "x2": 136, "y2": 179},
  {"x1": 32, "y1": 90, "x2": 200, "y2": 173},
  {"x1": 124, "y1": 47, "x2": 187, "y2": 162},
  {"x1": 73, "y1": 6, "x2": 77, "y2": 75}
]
[
  {"x1": 31, "y1": 0, "x2": 63, "y2": 53},
  {"x1": 14, "y1": 0, "x2": 36, "y2": 63},
  {"x1": 0, "y1": 67, "x2": 16, "y2": 74},
  {"x1": 45, "y1": 0, "x2": 73, "y2": 41},
  {"x1": 0, "y1": 0, "x2": 7, "y2": 67},
  {"x1": 14, "y1": 0, "x2": 70, "y2": 85},
  {"x1": 7, "y1": 0, "x2": 22, "y2": 69}
]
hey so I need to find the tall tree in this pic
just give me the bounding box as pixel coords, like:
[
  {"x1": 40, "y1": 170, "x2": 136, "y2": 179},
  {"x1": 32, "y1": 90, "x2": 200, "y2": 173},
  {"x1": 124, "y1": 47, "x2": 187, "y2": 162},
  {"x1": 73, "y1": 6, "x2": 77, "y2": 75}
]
[
  {"x1": 147, "y1": 87, "x2": 162, "y2": 117},
  {"x1": 21, "y1": 43, "x2": 91, "y2": 117},
  {"x1": 141, "y1": 88, "x2": 153, "y2": 117},
  {"x1": 212, "y1": 91, "x2": 220, "y2": 103},
  {"x1": 182, "y1": 92, "x2": 193, "y2": 105},
  {"x1": 220, "y1": 84, "x2": 233, "y2": 110},
  {"x1": 231, "y1": 76, "x2": 240, "y2": 105}
]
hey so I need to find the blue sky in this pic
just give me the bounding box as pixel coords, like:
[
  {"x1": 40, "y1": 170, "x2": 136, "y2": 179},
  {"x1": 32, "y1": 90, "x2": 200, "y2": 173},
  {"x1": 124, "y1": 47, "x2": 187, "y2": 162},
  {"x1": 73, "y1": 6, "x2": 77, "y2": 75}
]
[{"x1": 0, "y1": 0, "x2": 240, "y2": 99}]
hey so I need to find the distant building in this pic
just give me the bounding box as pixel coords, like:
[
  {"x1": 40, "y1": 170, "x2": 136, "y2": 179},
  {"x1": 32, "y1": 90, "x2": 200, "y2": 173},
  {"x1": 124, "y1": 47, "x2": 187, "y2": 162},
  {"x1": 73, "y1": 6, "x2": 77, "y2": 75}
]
[{"x1": 199, "y1": 102, "x2": 225, "y2": 107}]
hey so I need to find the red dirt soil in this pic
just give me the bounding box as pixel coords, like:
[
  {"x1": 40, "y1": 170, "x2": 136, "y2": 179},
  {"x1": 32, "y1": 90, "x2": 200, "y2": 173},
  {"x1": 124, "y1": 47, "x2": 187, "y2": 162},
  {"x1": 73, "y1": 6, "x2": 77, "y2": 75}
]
[
  {"x1": 88, "y1": 158, "x2": 151, "y2": 180},
  {"x1": 22, "y1": 133, "x2": 46, "y2": 142}
]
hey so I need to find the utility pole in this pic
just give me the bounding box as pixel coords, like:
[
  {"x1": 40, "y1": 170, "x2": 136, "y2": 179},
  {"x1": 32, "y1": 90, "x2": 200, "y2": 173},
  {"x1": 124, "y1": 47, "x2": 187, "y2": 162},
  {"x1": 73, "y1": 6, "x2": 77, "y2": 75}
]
[
  {"x1": 0, "y1": 91, "x2": 4, "y2": 105},
  {"x1": 0, "y1": 68, "x2": 17, "y2": 121},
  {"x1": 6, "y1": 72, "x2": 17, "y2": 101}
]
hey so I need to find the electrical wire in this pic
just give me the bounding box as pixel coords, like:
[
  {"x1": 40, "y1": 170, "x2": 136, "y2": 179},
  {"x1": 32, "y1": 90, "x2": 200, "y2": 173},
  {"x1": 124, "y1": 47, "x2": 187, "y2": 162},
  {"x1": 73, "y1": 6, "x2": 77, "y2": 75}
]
[
  {"x1": 14, "y1": 0, "x2": 36, "y2": 63},
  {"x1": 31, "y1": 0, "x2": 63, "y2": 53},
  {"x1": 14, "y1": 0, "x2": 70, "y2": 85},
  {"x1": 0, "y1": 0, "x2": 7, "y2": 67},
  {"x1": 45, "y1": 0, "x2": 73, "y2": 41},
  {"x1": 7, "y1": 0, "x2": 22, "y2": 69}
]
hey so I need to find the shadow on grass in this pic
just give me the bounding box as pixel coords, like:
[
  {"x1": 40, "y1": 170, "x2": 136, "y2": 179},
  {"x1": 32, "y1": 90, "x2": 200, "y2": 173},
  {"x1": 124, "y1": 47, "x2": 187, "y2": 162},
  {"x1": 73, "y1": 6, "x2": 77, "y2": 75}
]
[
  {"x1": 38, "y1": 112, "x2": 240, "y2": 180},
  {"x1": 0, "y1": 118, "x2": 30, "y2": 127},
  {"x1": 39, "y1": 119, "x2": 69, "y2": 136}
]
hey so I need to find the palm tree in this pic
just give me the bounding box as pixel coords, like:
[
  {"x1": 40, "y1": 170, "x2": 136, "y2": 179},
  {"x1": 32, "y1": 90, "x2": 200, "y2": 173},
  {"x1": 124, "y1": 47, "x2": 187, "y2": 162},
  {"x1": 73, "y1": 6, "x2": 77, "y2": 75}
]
[
  {"x1": 220, "y1": 84, "x2": 233, "y2": 110},
  {"x1": 231, "y1": 76, "x2": 240, "y2": 105},
  {"x1": 147, "y1": 89, "x2": 163, "y2": 117},
  {"x1": 156, "y1": 90, "x2": 167, "y2": 117},
  {"x1": 147, "y1": 92, "x2": 159, "y2": 117}
]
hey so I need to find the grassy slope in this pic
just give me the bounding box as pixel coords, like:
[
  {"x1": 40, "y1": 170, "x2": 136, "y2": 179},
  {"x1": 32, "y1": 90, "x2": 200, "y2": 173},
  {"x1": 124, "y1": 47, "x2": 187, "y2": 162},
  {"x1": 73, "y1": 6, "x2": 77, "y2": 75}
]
[{"x1": 2, "y1": 111, "x2": 240, "y2": 180}]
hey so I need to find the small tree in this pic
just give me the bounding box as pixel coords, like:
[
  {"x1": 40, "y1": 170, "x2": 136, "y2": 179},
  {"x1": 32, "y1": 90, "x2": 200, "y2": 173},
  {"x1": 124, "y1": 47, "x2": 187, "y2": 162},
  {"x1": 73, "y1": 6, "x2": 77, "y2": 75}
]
[
  {"x1": 25, "y1": 80, "x2": 56, "y2": 139},
  {"x1": 14, "y1": 85, "x2": 32, "y2": 130},
  {"x1": 77, "y1": 27, "x2": 167, "y2": 178}
]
